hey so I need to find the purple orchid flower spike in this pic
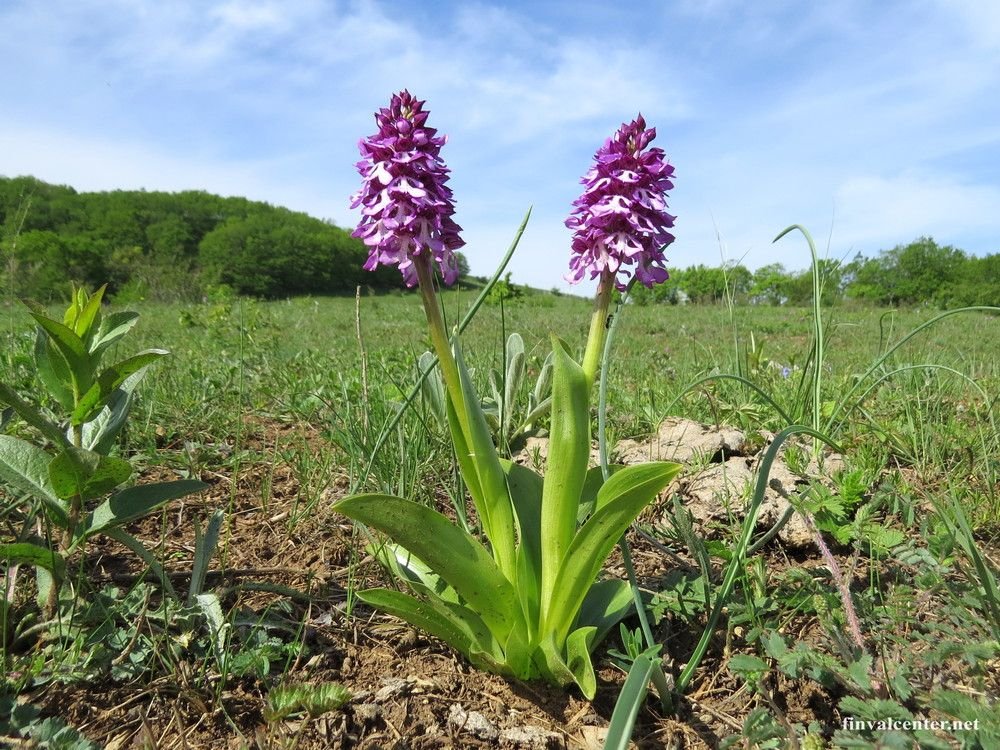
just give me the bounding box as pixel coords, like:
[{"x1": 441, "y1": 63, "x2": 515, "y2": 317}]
[
  {"x1": 350, "y1": 90, "x2": 464, "y2": 287},
  {"x1": 565, "y1": 115, "x2": 675, "y2": 291}
]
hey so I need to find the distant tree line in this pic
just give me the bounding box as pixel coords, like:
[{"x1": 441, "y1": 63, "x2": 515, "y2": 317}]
[
  {"x1": 0, "y1": 175, "x2": 407, "y2": 301},
  {"x1": 631, "y1": 237, "x2": 1000, "y2": 308}
]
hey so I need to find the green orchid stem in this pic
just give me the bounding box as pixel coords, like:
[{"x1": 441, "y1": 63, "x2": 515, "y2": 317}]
[
  {"x1": 581, "y1": 273, "x2": 614, "y2": 389},
  {"x1": 415, "y1": 256, "x2": 472, "y2": 444}
]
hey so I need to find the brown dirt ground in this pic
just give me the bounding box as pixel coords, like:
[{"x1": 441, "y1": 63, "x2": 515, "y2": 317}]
[{"x1": 8, "y1": 418, "x2": 985, "y2": 749}]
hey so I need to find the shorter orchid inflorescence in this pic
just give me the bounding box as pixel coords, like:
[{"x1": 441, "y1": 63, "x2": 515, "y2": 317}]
[
  {"x1": 335, "y1": 96, "x2": 680, "y2": 698},
  {"x1": 566, "y1": 115, "x2": 675, "y2": 291}
]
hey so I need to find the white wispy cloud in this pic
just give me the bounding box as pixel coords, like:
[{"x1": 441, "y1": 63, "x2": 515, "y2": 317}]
[{"x1": 1, "y1": 0, "x2": 997, "y2": 291}]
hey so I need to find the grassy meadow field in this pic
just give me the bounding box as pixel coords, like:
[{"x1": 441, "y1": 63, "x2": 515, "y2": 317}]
[{"x1": 2, "y1": 288, "x2": 999, "y2": 748}]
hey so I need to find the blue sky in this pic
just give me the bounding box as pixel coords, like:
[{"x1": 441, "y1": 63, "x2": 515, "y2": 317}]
[{"x1": 2, "y1": 0, "x2": 998, "y2": 293}]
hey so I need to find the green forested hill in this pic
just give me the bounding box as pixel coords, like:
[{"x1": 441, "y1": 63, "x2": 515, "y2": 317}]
[{"x1": 0, "y1": 175, "x2": 402, "y2": 301}]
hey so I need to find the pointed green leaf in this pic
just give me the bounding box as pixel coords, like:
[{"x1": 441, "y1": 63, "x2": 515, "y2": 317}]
[
  {"x1": 33, "y1": 331, "x2": 75, "y2": 410},
  {"x1": 540, "y1": 337, "x2": 590, "y2": 621},
  {"x1": 188, "y1": 509, "x2": 225, "y2": 603},
  {"x1": 594, "y1": 461, "x2": 681, "y2": 516},
  {"x1": 452, "y1": 343, "x2": 516, "y2": 579},
  {"x1": 545, "y1": 461, "x2": 681, "y2": 645},
  {"x1": 0, "y1": 435, "x2": 67, "y2": 526},
  {"x1": 502, "y1": 333, "x2": 525, "y2": 438},
  {"x1": 90, "y1": 311, "x2": 140, "y2": 356},
  {"x1": 565, "y1": 625, "x2": 598, "y2": 699},
  {"x1": 418, "y1": 351, "x2": 447, "y2": 427},
  {"x1": 83, "y1": 479, "x2": 208, "y2": 536},
  {"x1": 369, "y1": 542, "x2": 460, "y2": 604},
  {"x1": 48, "y1": 448, "x2": 132, "y2": 501},
  {"x1": 28, "y1": 311, "x2": 93, "y2": 396},
  {"x1": 71, "y1": 350, "x2": 167, "y2": 426},
  {"x1": 73, "y1": 284, "x2": 106, "y2": 340},
  {"x1": 334, "y1": 493, "x2": 519, "y2": 638},
  {"x1": 577, "y1": 464, "x2": 623, "y2": 524},
  {"x1": 446, "y1": 392, "x2": 485, "y2": 519},
  {"x1": 500, "y1": 459, "x2": 543, "y2": 632},
  {"x1": 603, "y1": 645, "x2": 662, "y2": 749},
  {"x1": 0, "y1": 542, "x2": 66, "y2": 583},
  {"x1": 359, "y1": 588, "x2": 502, "y2": 669}
]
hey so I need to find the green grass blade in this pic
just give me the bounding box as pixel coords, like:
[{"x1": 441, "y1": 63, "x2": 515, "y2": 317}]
[
  {"x1": 602, "y1": 644, "x2": 661, "y2": 750},
  {"x1": 665, "y1": 373, "x2": 797, "y2": 426},
  {"x1": 940, "y1": 497, "x2": 1000, "y2": 640},
  {"x1": 674, "y1": 424, "x2": 841, "y2": 696},
  {"x1": 823, "y1": 306, "x2": 1000, "y2": 432}
]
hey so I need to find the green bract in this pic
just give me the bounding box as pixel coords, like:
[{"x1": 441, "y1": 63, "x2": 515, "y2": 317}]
[{"x1": 335, "y1": 331, "x2": 679, "y2": 697}]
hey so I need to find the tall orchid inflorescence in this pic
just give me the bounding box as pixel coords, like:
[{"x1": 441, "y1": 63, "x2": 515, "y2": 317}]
[
  {"x1": 350, "y1": 89, "x2": 465, "y2": 287},
  {"x1": 336, "y1": 98, "x2": 680, "y2": 699}
]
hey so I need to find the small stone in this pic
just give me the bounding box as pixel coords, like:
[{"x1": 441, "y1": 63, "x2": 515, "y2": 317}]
[
  {"x1": 353, "y1": 703, "x2": 382, "y2": 724},
  {"x1": 374, "y1": 677, "x2": 411, "y2": 702},
  {"x1": 501, "y1": 725, "x2": 563, "y2": 748},
  {"x1": 448, "y1": 703, "x2": 499, "y2": 741},
  {"x1": 615, "y1": 417, "x2": 747, "y2": 465}
]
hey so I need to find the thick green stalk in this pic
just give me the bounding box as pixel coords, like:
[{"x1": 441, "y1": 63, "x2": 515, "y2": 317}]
[
  {"x1": 581, "y1": 273, "x2": 614, "y2": 389},
  {"x1": 416, "y1": 258, "x2": 470, "y2": 441},
  {"x1": 414, "y1": 255, "x2": 517, "y2": 580}
]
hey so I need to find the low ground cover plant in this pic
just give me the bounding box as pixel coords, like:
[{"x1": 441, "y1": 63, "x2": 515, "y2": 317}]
[{"x1": 0, "y1": 285, "x2": 206, "y2": 619}]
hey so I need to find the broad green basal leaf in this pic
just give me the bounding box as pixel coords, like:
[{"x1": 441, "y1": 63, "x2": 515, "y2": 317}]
[
  {"x1": 334, "y1": 493, "x2": 521, "y2": 639},
  {"x1": 544, "y1": 461, "x2": 680, "y2": 645}
]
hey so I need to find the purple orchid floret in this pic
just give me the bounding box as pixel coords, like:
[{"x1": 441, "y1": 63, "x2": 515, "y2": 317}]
[
  {"x1": 350, "y1": 90, "x2": 464, "y2": 287},
  {"x1": 565, "y1": 115, "x2": 675, "y2": 290}
]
